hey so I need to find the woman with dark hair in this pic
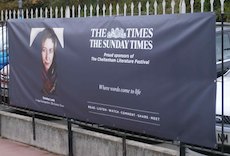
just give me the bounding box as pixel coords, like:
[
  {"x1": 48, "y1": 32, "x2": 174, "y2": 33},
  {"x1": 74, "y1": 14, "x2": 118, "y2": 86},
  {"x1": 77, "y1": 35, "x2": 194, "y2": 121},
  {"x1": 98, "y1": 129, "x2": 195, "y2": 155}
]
[{"x1": 41, "y1": 29, "x2": 57, "y2": 95}]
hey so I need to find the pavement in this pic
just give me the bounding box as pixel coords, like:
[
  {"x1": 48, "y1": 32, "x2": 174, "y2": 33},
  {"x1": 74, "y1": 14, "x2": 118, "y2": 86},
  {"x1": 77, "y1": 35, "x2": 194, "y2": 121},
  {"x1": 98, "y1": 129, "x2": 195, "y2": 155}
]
[{"x1": 0, "y1": 137, "x2": 63, "y2": 156}]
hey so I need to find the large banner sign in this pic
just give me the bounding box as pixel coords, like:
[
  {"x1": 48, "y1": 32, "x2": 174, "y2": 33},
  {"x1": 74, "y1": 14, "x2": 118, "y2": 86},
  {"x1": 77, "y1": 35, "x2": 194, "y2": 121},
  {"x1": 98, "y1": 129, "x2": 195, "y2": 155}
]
[{"x1": 8, "y1": 13, "x2": 216, "y2": 147}]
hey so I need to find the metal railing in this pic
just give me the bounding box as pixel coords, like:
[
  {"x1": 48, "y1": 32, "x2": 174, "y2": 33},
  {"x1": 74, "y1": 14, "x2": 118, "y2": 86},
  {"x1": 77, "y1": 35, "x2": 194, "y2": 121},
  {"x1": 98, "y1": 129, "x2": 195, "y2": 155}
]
[
  {"x1": 0, "y1": 1, "x2": 230, "y2": 156},
  {"x1": 0, "y1": 0, "x2": 228, "y2": 20}
]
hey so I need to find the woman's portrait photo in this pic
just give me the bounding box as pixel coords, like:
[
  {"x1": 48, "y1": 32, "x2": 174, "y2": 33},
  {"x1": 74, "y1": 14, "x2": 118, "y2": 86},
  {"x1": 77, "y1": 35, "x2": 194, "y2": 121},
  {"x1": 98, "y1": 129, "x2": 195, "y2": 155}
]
[
  {"x1": 41, "y1": 29, "x2": 57, "y2": 95},
  {"x1": 29, "y1": 27, "x2": 64, "y2": 95}
]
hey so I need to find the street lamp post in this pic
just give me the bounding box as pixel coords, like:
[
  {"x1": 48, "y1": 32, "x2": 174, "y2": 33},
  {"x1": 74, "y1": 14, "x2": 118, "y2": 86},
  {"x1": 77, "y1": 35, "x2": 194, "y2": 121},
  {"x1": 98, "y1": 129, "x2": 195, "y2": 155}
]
[
  {"x1": 65, "y1": 0, "x2": 70, "y2": 18},
  {"x1": 18, "y1": 0, "x2": 23, "y2": 18}
]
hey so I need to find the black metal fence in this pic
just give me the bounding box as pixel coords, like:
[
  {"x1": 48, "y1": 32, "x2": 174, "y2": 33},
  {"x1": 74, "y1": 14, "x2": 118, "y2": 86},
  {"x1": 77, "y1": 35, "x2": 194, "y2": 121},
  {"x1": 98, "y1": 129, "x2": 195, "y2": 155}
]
[{"x1": 0, "y1": 13, "x2": 230, "y2": 156}]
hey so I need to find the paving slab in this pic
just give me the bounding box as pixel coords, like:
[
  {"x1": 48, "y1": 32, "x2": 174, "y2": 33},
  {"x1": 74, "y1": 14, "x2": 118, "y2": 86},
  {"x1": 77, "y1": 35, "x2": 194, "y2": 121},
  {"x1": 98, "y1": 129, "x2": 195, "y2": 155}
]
[{"x1": 0, "y1": 138, "x2": 63, "y2": 156}]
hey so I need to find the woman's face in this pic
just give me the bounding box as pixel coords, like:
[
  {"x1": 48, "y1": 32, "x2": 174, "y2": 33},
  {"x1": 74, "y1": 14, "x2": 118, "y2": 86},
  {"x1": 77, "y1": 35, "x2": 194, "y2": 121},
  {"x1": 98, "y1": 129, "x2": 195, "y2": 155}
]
[{"x1": 41, "y1": 38, "x2": 55, "y2": 72}]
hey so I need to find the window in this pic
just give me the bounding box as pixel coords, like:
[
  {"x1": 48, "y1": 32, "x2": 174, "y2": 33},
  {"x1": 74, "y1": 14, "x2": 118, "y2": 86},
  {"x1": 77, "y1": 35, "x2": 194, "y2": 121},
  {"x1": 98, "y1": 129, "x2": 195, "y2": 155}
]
[{"x1": 216, "y1": 32, "x2": 230, "y2": 62}]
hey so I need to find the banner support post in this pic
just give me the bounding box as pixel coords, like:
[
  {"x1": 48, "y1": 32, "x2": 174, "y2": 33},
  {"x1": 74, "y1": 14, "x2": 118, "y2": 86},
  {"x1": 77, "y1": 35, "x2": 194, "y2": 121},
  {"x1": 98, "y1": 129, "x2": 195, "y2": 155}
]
[
  {"x1": 221, "y1": 13, "x2": 225, "y2": 153},
  {"x1": 32, "y1": 114, "x2": 36, "y2": 141},
  {"x1": 0, "y1": 114, "x2": 1, "y2": 137},
  {"x1": 67, "y1": 118, "x2": 73, "y2": 156},
  {"x1": 180, "y1": 142, "x2": 185, "y2": 156},
  {"x1": 122, "y1": 135, "x2": 127, "y2": 156}
]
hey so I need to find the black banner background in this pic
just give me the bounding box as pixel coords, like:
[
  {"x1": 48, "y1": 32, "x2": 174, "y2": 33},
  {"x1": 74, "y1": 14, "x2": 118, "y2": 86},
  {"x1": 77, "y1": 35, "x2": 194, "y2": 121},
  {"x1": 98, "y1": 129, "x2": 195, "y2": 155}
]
[{"x1": 8, "y1": 13, "x2": 216, "y2": 147}]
